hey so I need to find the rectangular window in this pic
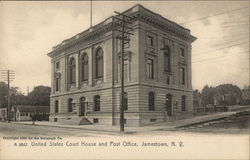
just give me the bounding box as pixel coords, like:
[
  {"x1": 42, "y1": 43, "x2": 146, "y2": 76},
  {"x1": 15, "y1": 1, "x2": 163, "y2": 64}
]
[
  {"x1": 83, "y1": 64, "x2": 88, "y2": 81},
  {"x1": 180, "y1": 67, "x2": 185, "y2": 85},
  {"x1": 180, "y1": 48, "x2": 185, "y2": 57},
  {"x1": 182, "y1": 96, "x2": 186, "y2": 111},
  {"x1": 150, "y1": 118, "x2": 157, "y2": 122},
  {"x1": 149, "y1": 92, "x2": 155, "y2": 111},
  {"x1": 124, "y1": 92, "x2": 128, "y2": 111},
  {"x1": 56, "y1": 61, "x2": 60, "y2": 69},
  {"x1": 93, "y1": 118, "x2": 99, "y2": 123},
  {"x1": 97, "y1": 58, "x2": 103, "y2": 78},
  {"x1": 55, "y1": 77, "x2": 59, "y2": 91},
  {"x1": 124, "y1": 59, "x2": 129, "y2": 81},
  {"x1": 166, "y1": 76, "x2": 170, "y2": 85},
  {"x1": 147, "y1": 59, "x2": 154, "y2": 79},
  {"x1": 147, "y1": 35, "x2": 154, "y2": 47}
]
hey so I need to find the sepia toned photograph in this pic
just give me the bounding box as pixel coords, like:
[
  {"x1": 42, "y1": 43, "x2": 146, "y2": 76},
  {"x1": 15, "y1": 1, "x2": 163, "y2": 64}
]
[{"x1": 0, "y1": 0, "x2": 249, "y2": 159}]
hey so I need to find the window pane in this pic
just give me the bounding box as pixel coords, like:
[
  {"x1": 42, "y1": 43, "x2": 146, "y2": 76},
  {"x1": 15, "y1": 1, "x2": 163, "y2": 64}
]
[
  {"x1": 82, "y1": 54, "x2": 88, "y2": 81},
  {"x1": 149, "y1": 92, "x2": 155, "y2": 111},
  {"x1": 68, "y1": 99, "x2": 73, "y2": 112},
  {"x1": 182, "y1": 96, "x2": 186, "y2": 111},
  {"x1": 124, "y1": 59, "x2": 129, "y2": 81},
  {"x1": 164, "y1": 47, "x2": 170, "y2": 72},
  {"x1": 147, "y1": 59, "x2": 153, "y2": 79},
  {"x1": 69, "y1": 58, "x2": 76, "y2": 84},
  {"x1": 55, "y1": 101, "x2": 58, "y2": 113},
  {"x1": 180, "y1": 67, "x2": 185, "y2": 85},
  {"x1": 96, "y1": 48, "x2": 103, "y2": 79},
  {"x1": 180, "y1": 48, "x2": 185, "y2": 57},
  {"x1": 147, "y1": 35, "x2": 154, "y2": 46},
  {"x1": 56, "y1": 78, "x2": 59, "y2": 91},
  {"x1": 94, "y1": 95, "x2": 100, "y2": 111},
  {"x1": 124, "y1": 92, "x2": 128, "y2": 111}
]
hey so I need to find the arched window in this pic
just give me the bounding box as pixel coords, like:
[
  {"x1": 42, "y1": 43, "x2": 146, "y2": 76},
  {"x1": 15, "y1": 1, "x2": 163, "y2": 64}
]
[
  {"x1": 166, "y1": 94, "x2": 172, "y2": 116},
  {"x1": 149, "y1": 92, "x2": 155, "y2": 111},
  {"x1": 68, "y1": 98, "x2": 74, "y2": 112},
  {"x1": 94, "y1": 95, "x2": 100, "y2": 111},
  {"x1": 180, "y1": 67, "x2": 185, "y2": 85},
  {"x1": 95, "y1": 48, "x2": 103, "y2": 79},
  {"x1": 164, "y1": 46, "x2": 171, "y2": 72},
  {"x1": 81, "y1": 54, "x2": 89, "y2": 82},
  {"x1": 69, "y1": 57, "x2": 76, "y2": 84},
  {"x1": 55, "y1": 100, "x2": 59, "y2": 113}
]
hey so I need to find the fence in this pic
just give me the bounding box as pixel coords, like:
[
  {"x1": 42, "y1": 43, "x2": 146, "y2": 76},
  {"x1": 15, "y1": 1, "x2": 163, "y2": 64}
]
[{"x1": 194, "y1": 105, "x2": 228, "y2": 113}]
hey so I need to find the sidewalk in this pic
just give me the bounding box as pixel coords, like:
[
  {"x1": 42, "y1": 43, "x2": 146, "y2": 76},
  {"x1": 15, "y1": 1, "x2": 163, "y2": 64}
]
[{"x1": 13, "y1": 111, "x2": 237, "y2": 133}]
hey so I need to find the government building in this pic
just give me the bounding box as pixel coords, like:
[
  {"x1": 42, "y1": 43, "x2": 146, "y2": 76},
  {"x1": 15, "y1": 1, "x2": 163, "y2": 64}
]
[{"x1": 47, "y1": 4, "x2": 196, "y2": 126}]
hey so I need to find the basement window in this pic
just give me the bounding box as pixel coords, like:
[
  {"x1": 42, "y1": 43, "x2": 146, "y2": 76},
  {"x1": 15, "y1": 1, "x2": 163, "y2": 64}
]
[
  {"x1": 93, "y1": 118, "x2": 99, "y2": 123},
  {"x1": 150, "y1": 118, "x2": 157, "y2": 122}
]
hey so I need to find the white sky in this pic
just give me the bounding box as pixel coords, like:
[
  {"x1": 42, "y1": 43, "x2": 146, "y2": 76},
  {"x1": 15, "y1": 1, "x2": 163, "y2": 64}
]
[{"x1": 0, "y1": 1, "x2": 249, "y2": 94}]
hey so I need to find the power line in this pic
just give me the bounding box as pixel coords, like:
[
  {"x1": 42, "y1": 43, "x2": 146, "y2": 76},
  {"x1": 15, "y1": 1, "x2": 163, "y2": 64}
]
[
  {"x1": 179, "y1": 6, "x2": 249, "y2": 25},
  {"x1": 193, "y1": 41, "x2": 249, "y2": 56},
  {"x1": 192, "y1": 50, "x2": 249, "y2": 64}
]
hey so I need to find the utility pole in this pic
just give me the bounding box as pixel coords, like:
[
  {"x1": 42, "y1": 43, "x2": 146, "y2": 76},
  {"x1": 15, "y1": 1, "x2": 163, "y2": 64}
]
[
  {"x1": 1, "y1": 69, "x2": 15, "y2": 123},
  {"x1": 113, "y1": 11, "x2": 133, "y2": 132},
  {"x1": 90, "y1": 0, "x2": 93, "y2": 27}
]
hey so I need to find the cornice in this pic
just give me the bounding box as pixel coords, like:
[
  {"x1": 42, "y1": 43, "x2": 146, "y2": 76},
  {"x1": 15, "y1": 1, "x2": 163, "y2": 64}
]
[{"x1": 48, "y1": 4, "x2": 196, "y2": 58}]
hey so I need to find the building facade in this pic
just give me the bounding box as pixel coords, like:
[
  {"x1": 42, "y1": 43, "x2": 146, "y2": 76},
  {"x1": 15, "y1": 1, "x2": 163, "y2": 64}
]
[{"x1": 47, "y1": 4, "x2": 196, "y2": 126}]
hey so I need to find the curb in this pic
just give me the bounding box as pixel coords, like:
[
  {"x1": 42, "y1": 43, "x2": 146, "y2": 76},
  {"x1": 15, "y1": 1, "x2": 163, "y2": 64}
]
[{"x1": 12, "y1": 122, "x2": 136, "y2": 135}]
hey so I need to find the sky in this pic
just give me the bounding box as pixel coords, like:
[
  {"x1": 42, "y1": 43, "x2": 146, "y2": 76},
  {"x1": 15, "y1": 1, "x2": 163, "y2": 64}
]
[{"x1": 0, "y1": 1, "x2": 249, "y2": 94}]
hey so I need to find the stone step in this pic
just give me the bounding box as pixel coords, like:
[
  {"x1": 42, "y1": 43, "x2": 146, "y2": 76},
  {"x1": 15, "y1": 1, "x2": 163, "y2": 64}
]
[{"x1": 79, "y1": 117, "x2": 92, "y2": 125}]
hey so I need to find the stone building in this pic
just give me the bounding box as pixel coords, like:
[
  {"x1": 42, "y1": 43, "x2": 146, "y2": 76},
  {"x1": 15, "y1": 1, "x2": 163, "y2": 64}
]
[{"x1": 47, "y1": 4, "x2": 196, "y2": 126}]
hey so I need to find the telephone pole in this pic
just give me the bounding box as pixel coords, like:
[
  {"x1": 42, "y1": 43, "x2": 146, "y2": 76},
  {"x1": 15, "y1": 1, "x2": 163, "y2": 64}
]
[
  {"x1": 113, "y1": 11, "x2": 133, "y2": 132},
  {"x1": 1, "y1": 69, "x2": 15, "y2": 123}
]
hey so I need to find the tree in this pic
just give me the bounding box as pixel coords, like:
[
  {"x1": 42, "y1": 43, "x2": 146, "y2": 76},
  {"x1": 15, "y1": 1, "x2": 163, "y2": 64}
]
[
  {"x1": 28, "y1": 85, "x2": 51, "y2": 106},
  {"x1": 0, "y1": 82, "x2": 28, "y2": 107},
  {"x1": 214, "y1": 84, "x2": 242, "y2": 105},
  {"x1": 193, "y1": 89, "x2": 201, "y2": 108},
  {"x1": 0, "y1": 82, "x2": 8, "y2": 107},
  {"x1": 200, "y1": 85, "x2": 215, "y2": 106}
]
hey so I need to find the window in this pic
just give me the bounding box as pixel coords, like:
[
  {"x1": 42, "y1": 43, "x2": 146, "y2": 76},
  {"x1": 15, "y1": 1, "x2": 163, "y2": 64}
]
[
  {"x1": 80, "y1": 97, "x2": 85, "y2": 116},
  {"x1": 164, "y1": 46, "x2": 171, "y2": 72},
  {"x1": 55, "y1": 77, "x2": 60, "y2": 91},
  {"x1": 182, "y1": 96, "x2": 186, "y2": 111},
  {"x1": 81, "y1": 54, "x2": 89, "y2": 82},
  {"x1": 68, "y1": 58, "x2": 76, "y2": 84},
  {"x1": 94, "y1": 95, "x2": 100, "y2": 111},
  {"x1": 180, "y1": 67, "x2": 185, "y2": 85},
  {"x1": 150, "y1": 118, "x2": 157, "y2": 122},
  {"x1": 95, "y1": 48, "x2": 103, "y2": 79},
  {"x1": 124, "y1": 59, "x2": 129, "y2": 81},
  {"x1": 180, "y1": 48, "x2": 185, "y2": 57},
  {"x1": 124, "y1": 92, "x2": 128, "y2": 111},
  {"x1": 147, "y1": 59, "x2": 154, "y2": 79},
  {"x1": 68, "y1": 98, "x2": 74, "y2": 112},
  {"x1": 56, "y1": 61, "x2": 60, "y2": 69},
  {"x1": 55, "y1": 100, "x2": 59, "y2": 113},
  {"x1": 147, "y1": 35, "x2": 154, "y2": 46},
  {"x1": 166, "y1": 76, "x2": 170, "y2": 85},
  {"x1": 93, "y1": 118, "x2": 99, "y2": 123},
  {"x1": 166, "y1": 94, "x2": 172, "y2": 116},
  {"x1": 149, "y1": 92, "x2": 155, "y2": 111}
]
